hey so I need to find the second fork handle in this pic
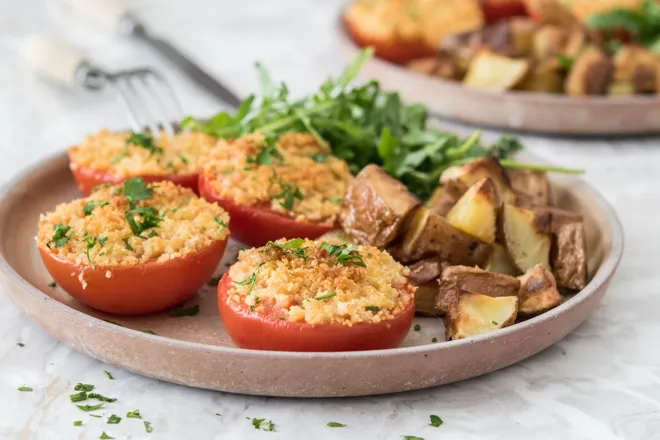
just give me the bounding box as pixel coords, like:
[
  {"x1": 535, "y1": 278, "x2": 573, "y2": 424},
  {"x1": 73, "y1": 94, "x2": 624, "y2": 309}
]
[{"x1": 132, "y1": 30, "x2": 242, "y2": 109}]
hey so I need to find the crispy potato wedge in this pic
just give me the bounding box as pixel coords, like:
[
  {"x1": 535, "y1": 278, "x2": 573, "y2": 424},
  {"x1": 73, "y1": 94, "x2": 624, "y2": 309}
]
[
  {"x1": 565, "y1": 46, "x2": 613, "y2": 95},
  {"x1": 532, "y1": 25, "x2": 570, "y2": 59},
  {"x1": 445, "y1": 293, "x2": 519, "y2": 340},
  {"x1": 315, "y1": 230, "x2": 356, "y2": 246},
  {"x1": 425, "y1": 186, "x2": 459, "y2": 216},
  {"x1": 446, "y1": 177, "x2": 500, "y2": 244},
  {"x1": 440, "y1": 157, "x2": 517, "y2": 204},
  {"x1": 408, "y1": 257, "x2": 446, "y2": 285},
  {"x1": 552, "y1": 221, "x2": 587, "y2": 290},
  {"x1": 510, "y1": 17, "x2": 538, "y2": 56},
  {"x1": 518, "y1": 264, "x2": 562, "y2": 316},
  {"x1": 392, "y1": 206, "x2": 492, "y2": 265},
  {"x1": 507, "y1": 169, "x2": 550, "y2": 209},
  {"x1": 613, "y1": 46, "x2": 660, "y2": 94},
  {"x1": 501, "y1": 203, "x2": 551, "y2": 272},
  {"x1": 408, "y1": 258, "x2": 447, "y2": 316},
  {"x1": 440, "y1": 265, "x2": 520, "y2": 297},
  {"x1": 340, "y1": 164, "x2": 419, "y2": 248},
  {"x1": 407, "y1": 54, "x2": 457, "y2": 80},
  {"x1": 608, "y1": 81, "x2": 635, "y2": 95},
  {"x1": 484, "y1": 243, "x2": 521, "y2": 276},
  {"x1": 516, "y1": 60, "x2": 564, "y2": 93},
  {"x1": 463, "y1": 50, "x2": 530, "y2": 90},
  {"x1": 535, "y1": 207, "x2": 582, "y2": 232},
  {"x1": 415, "y1": 282, "x2": 443, "y2": 317}
]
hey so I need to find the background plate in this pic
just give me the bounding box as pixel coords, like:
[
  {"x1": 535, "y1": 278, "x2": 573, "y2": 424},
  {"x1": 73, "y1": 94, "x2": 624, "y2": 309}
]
[
  {"x1": 336, "y1": 19, "x2": 660, "y2": 136},
  {"x1": 0, "y1": 152, "x2": 623, "y2": 397}
]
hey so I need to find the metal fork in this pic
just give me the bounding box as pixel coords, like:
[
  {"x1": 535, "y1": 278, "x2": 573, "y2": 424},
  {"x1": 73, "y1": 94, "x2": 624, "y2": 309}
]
[{"x1": 24, "y1": 35, "x2": 183, "y2": 138}]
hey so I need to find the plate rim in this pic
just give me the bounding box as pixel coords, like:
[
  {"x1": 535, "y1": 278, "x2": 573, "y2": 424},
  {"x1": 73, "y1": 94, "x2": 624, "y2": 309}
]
[{"x1": 0, "y1": 150, "x2": 624, "y2": 360}]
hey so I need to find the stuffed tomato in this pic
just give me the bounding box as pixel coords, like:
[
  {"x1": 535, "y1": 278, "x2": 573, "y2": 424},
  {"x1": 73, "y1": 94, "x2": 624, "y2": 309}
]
[
  {"x1": 68, "y1": 129, "x2": 218, "y2": 195},
  {"x1": 217, "y1": 238, "x2": 416, "y2": 352},
  {"x1": 199, "y1": 133, "x2": 353, "y2": 247},
  {"x1": 36, "y1": 178, "x2": 229, "y2": 315}
]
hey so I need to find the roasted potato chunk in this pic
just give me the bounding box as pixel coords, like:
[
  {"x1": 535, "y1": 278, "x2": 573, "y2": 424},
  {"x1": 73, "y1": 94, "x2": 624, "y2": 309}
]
[
  {"x1": 407, "y1": 52, "x2": 458, "y2": 80},
  {"x1": 441, "y1": 265, "x2": 520, "y2": 297},
  {"x1": 507, "y1": 169, "x2": 550, "y2": 209},
  {"x1": 316, "y1": 230, "x2": 356, "y2": 246},
  {"x1": 445, "y1": 293, "x2": 519, "y2": 340},
  {"x1": 415, "y1": 282, "x2": 443, "y2": 316},
  {"x1": 613, "y1": 45, "x2": 660, "y2": 93},
  {"x1": 463, "y1": 50, "x2": 530, "y2": 90},
  {"x1": 523, "y1": 0, "x2": 578, "y2": 26},
  {"x1": 516, "y1": 60, "x2": 564, "y2": 93},
  {"x1": 501, "y1": 203, "x2": 551, "y2": 272},
  {"x1": 340, "y1": 164, "x2": 419, "y2": 248},
  {"x1": 425, "y1": 186, "x2": 459, "y2": 216},
  {"x1": 607, "y1": 81, "x2": 635, "y2": 95},
  {"x1": 446, "y1": 177, "x2": 500, "y2": 244},
  {"x1": 408, "y1": 258, "x2": 447, "y2": 316},
  {"x1": 392, "y1": 206, "x2": 492, "y2": 265},
  {"x1": 484, "y1": 243, "x2": 520, "y2": 276},
  {"x1": 440, "y1": 157, "x2": 517, "y2": 204},
  {"x1": 565, "y1": 46, "x2": 613, "y2": 95},
  {"x1": 552, "y1": 221, "x2": 587, "y2": 290},
  {"x1": 537, "y1": 207, "x2": 582, "y2": 232},
  {"x1": 518, "y1": 264, "x2": 562, "y2": 316},
  {"x1": 408, "y1": 257, "x2": 446, "y2": 285},
  {"x1": 532, "y1": 25, "x2": 570, "y2": 59}
]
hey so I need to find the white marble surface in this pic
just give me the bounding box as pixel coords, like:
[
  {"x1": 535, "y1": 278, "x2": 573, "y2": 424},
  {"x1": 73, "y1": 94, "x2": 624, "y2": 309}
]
[{"x1": 1, "y1": 0, "x2": 659, "y2": 439}]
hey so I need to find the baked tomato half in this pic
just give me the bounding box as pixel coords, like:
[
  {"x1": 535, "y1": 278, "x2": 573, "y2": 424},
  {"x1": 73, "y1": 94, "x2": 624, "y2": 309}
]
[
  {"x1": 217, "y1": 272, "x2": 415, "y2": 352},
  {"x1": 482, "y1": 0, "x2": 527, "y2": 24},
  {"x1": 199, "y1": 172, "x2": 335, "y2": 247},
  {"x1": 40, "y1": 240, "x2": 226, "y2": 315},
  {"x1": 71, "y1": 165, "x2": 199, "y2": 196}
]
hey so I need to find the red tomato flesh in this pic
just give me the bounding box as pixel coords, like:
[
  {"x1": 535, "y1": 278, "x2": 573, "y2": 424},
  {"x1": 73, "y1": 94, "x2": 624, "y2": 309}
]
[
  {"x1": 71, "y1": 164, "x2": 198, "y2": 196},
  {"x1": 198, "y1": 173, "x2": 334, "y2": 247},
  {"x1": 217, "y1": 272, "x2": 415, "y2": 352},
  {"x1": 39, "y1": 239, "x2": 227, "y2": 315}
]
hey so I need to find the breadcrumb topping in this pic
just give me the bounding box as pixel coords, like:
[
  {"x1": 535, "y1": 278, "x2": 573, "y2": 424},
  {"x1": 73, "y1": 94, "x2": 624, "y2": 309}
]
[
  {"x1": 201, "y1": 133, "x2": 353, "y2": 225},
  {"x1": 36, "y1": 180, "x2": 229, "y2": 268},
  {"x1": 68, "y1": 129, "x2": 217, "y2": 177},
  {"x1": 227, "y1": 238, "x2": 414, "y2": 325}
]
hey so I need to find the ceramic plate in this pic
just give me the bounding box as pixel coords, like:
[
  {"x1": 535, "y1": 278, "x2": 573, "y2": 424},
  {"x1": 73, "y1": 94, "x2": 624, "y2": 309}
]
[
  {"x1": 336, "y1": 19, "x2": 660, "y2": 136},
  {"x1": 0, "y1": 152, "x2": 623, "y2": 397}
]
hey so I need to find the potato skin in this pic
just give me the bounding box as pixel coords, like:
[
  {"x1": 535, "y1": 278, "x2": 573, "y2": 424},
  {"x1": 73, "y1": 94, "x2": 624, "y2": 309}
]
[
  {"x1": 565, "y1": 46, "x2": 613, "y2": 95},
  {"x1": 517, "y1": 264, "x2": 562, "y2": 316},
  {"x1": 552, "y1": 221, "x2": 587, "y2": 290},
  {"x1": 425, "y1": 186, "x2": 459, "y2": 217},
  {"x1": 462, "y1": 50, "x2": 530, "y2": 90},
  {"x1": 441, "y1": 157, "x2": 517, "y2": 205},
  {"x1": 507, "y1": 169, "x2": 550, "y2": 209}
]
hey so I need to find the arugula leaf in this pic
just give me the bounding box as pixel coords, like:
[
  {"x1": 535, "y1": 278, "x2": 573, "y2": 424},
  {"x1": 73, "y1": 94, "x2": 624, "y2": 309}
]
[
  {"x1": 49, "y1": 223, "x2": 73, "y2": 248},
  {"x1": 588, "y1": 0, "x2": 660, "y2": 48},
  {"x1": 125, "y1": 132, "x2": 163, "y2": 155}
]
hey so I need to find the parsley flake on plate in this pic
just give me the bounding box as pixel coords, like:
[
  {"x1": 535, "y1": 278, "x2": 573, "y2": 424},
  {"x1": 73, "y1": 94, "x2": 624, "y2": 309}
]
[
  {"x1": 107, "y1": 414, "x2": 121, "y2": 424},
  {"x1": 76, "y1": 403, "x2": 104, "y2": 412},
  {"x1": 99, "y1": 431, "x2": 114, "y2": 439},
  {"x1": 429, "y1": 414, "x2": 443, "y2": 427},
  {"x1": 16, "y1": 342, "x2": 25, "y2": 347},
  {"x1": 74, "y1": 383, "x2": 95, "y2": 392},
  {"x1": 144, "y1": 421, "x2": 153, "y2": 433},
  {"x1": 327, "y1": 422, "x2": 346, "y2": 428},
  {"x1": 69, "y1": 391, "x2": 88, "y2": 402},
  {"x1": 18, "y1": 386, "x2": 33, "y2": 392},
  {"x1": 126, "y1": 410, "x2": 142, "y2": 419},
  {"x1": 170, "y1": 304, "x2": 200, "y2": 317},
  {"x1": 103, "y1": 370, "x2": 114, "y2": 380}
]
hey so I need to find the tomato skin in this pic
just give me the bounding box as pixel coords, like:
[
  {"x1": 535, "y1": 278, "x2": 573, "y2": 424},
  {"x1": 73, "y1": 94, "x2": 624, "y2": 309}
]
[
  {"x1": 482, "y1": 0, "x2": 527, "y2": 24},
  {"x1": 39, "y1": 239, "x2": 227, "y2": 315},
  {"x1": 217, "y1": 273, "x2": 415, "y2": 352},
  {"x1": 198, "y1": 173, "x2": 335, "y2": 247},
  {"x1": 71, "y1": 164, "x2": 199, "y2": 196},
  {"x1": 343, "y1": 15, "x2": 435, "y2": 64}
]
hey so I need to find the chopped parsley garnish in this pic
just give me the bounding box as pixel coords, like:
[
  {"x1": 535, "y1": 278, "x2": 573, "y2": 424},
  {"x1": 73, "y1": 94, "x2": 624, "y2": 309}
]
[
  {"x1": 73, "y1": 421, "x2": 82, "y2": 427},
  {"x1": 107, "y1": 414, "x2": 121, "y2": 424},
  {"x1": 171, "y1": 304, "x2": 200, "y2": 317},
  {"x1": 250, "y1": 418, "x2": 275, "y2": 431},
  {"x1": 142, "y1": 330, "x2": 156, "y2": 335},
  {"x1": 17, "y1": 342, "x2": 25, "y2": 347},
  {"x1": 319, "y1": 241, "x2": 366, "y2": 267},
  {"x1": 179, "y1": 155, "x2": 188, "y2": 164},
  {"x1": 429, "y1": 415, "x2": 443, "y2": 427},
  {"x1": 492, "y1": 320, "x2": 499, "y2": 325},
  {"x1": 123, "y1": 237, "x2": 134, "y2": 251},
  {"x1": 83, "y1": 236, "x2": 100, "y2": 269},
  {"x1": 125, "y1": 207, "x2": 162, "y2": 238},
  {"x1": 414, "y1": 324, "x2": 421, "y2": 331},
  {"x1": 260, "y1": 238, "x2": 307, "y2": 259},
  {"x1": 220, "y1": 167, "x2": 235, "y2": 174},
  {"x1": 265, "y1": 421, "x2": 275, "y2": 432},
  {"x1": 311, "y1": 153, "x2": 327, "y2": 163},
  {"x1": 251, "y1": 418, "x2": 265, "y2": 429},
  {"x1": 403, "y1": 437, "x2": 424, "y2": 440},
  {"x1": 246, "y1": 144, "x2": 284, "y2": 165},
  {"x1": 69, "y1": 391, "x2": 88, "y2": 402},
  {"x1": 365, "y1": 306, "x2": 380, "y2": 312},
  {"x1": 122, "y1": 177, "x2": 153, "y2": 209},
  {"x1": 103, "y1": 370, "x2": 114, "y2": 380},
  {"x1": 48, "y1": 223, "x2": 73, "y2": 248},
  {"x1": 77, "y1": 403, "x2": 104, "y2": 412},
  {"x1": 91, "y1": 183, "x2": 112, "y2": 193},
  {"x1": 431, "y1": 337, "x2": 438, "y2": 343},
  {"x1": 328, "y1": 196, "x2": 343, "y2": 203},
  {"x1": 315, "y1": 292, "x2": 336, "y2": 301},
  {"x1": 214, "y1": 217, "x2": 227, "y2": 233},
  {"x1": 209, "y1": 276, "x2": 222, "y2": 286},
  {"x1": 233, "y1": 262, "x2": 265, "y2": 295},
  {"x1": 89, "y1": 392, "x2": 117, "y2": 403},
  {"x1": 83, "y1": 200, "x2": 109, "y2": 216},
  {"x1": 272, "y1": 171, "x2": 303, "y2": 211},
  {"x1": 126, "y1": 410, "x2": 142, "y2": 419},
  {"x1": 100, "y1": 431, "x2": 114, "y2": 439},
  {"x1": 90, "y1": 414, "x2": 102, "y2": 418},
  {"x1": 74, "y1": 383, "x2": 95, "y2": 392},
  {"x1": 125, "y1": 132, "x2": 163, "y2": 155},
  {"x1": 48, "y1": 281, "x2": 57, "y2": 288},
  {"x1": 18, "y1": 386, "x2": 32, "y2": 392},
  {"x1": 144, "y1": 421, "x2": 153, "y2": 433},
  {"x1": 327, "y1": 422, "x2": 346, "y2": 428}
]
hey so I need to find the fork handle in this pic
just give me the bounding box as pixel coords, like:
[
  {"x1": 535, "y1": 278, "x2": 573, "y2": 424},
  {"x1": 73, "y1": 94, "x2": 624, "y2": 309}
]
[{"x1": 23, "y1": 36, "x2": 92, "y2": 88}]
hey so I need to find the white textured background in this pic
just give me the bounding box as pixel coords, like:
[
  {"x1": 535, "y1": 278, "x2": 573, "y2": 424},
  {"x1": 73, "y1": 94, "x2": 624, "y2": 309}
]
[{"x1": 1, "y1": 0, "x2": 659, "y2": 439}]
